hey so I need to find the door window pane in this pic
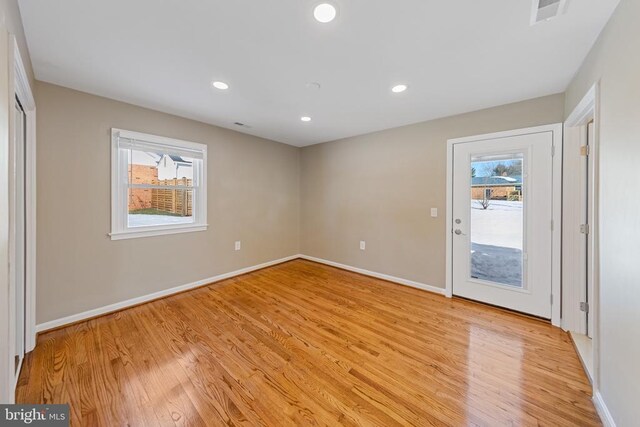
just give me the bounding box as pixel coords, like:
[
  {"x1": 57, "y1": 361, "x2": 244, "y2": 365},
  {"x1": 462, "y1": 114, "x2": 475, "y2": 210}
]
[{"x1": 470, "y1": 153, "x2": 524, "y2": 287}]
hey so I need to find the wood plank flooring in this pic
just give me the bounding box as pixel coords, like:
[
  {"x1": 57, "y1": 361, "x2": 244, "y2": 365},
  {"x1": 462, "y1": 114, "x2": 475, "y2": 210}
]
[{"x1": 17, "y1": 259, "x2": 600, "y2": 426}]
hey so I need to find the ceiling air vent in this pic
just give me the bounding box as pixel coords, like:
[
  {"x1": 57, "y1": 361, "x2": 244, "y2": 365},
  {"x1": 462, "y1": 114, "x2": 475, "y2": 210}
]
[
  {"x1": 531, "y1": 0, "x2": 568, "y2": 25},
  {"x1": 234, "y1": 122, "x2": 252, "y2": 129}
]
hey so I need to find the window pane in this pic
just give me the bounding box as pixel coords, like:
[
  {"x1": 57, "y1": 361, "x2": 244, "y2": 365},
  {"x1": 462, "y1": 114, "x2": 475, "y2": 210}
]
[
  {"x1": 128, "y1": 188, "x2": 194, "y2": 228},
  {"x1": 128, "y1": 148, "x2": 195, "y2": 185},
  {"x1": 470, "y1": 153, "x2": 524, "y2": 287},
  {"x1": 126, "y1": 147, "x2": 195, "y2": 228}
]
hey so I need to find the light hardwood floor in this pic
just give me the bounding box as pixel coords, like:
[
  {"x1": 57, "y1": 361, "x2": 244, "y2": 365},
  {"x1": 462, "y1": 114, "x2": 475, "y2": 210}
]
[{"x1": 17, "y1": 259, "x2": 600, "y2": 426}]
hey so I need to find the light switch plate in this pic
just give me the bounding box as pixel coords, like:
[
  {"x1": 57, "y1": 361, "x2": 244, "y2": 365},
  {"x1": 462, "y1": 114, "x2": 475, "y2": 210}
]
[
  {"x1": 359, "y1": 241, "x2": 366, "y2": 251},
  {"x1": 431, "y1": 208, "x2": 438, "y2": 218},
  {"x1": 235, "y1": 241, "x2": 241, "y2": 251}
]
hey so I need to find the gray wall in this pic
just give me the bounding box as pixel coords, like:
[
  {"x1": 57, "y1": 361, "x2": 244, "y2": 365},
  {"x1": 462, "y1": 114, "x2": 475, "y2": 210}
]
[
  {"x1": 36, "y1": 82, "x2": 300, "y2": 323},
  {"x1": 300, "y1": 94, "x2": 564, "y2": 288},
  {"x1": 565, "y1": 0, "x2": 638, "y2": 424}
]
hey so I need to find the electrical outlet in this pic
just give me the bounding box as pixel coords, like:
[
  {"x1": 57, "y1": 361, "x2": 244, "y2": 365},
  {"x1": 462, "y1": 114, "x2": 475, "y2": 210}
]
[
  {"x1": 235, "y1": 241, "x2": 241, "y2": 251},
  {"x1": 359, "y1": 241, "x2": 366, "y2": 251},
  {"x1": 431, "y1": 208, "x2": 438, "y2": 218}
]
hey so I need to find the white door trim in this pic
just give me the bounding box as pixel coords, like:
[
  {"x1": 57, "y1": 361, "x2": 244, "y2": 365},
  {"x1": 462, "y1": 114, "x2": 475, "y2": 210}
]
[
  {"x1": 13, "y1": 39, "x2": 36, "y2": 355},
  {"x1": 3, "y1": 36, "x2": 37, "y2": 403},
  {"x1": 445, "y1": 124, "x2": 563, "y2": 327},
  {"x1": 566, "y1": 85, "x2": 597, "y2": 126},
  {"x1": 564, "y1": 83, "x2": 600, "y2": 393},
  {"x1": 0, "y1": 27, "x2": 12, "y2": 405}
]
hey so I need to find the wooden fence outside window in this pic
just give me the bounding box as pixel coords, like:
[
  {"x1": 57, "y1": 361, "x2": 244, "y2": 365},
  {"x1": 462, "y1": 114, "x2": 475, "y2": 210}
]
[
  {"x1": 151, "y1": 178, "x2": 193, "y2": 216},
  {"x1": 129, "y1": 177, "x2": 193, "y2": 217}
]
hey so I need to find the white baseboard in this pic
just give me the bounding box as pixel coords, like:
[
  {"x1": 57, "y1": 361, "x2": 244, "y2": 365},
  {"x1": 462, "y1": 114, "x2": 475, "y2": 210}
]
[
  {"x1": 569, "y1": 331, "x2": 594, "y2": 383},
  {"x1": 36, "y1": 254, "x2": 301, "y2": 333},
  {"x1": 299, "y1": 254, "x2": 446, "y2": 296},
  {"x1": 593, "y1": 390, "x2": 616, "y2": 427}
]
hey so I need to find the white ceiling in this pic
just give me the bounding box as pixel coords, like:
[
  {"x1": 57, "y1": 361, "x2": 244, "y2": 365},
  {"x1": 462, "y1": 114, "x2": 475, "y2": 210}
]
[{"x1": 18, "y1": 0, "x2": 619, "y2": 147}]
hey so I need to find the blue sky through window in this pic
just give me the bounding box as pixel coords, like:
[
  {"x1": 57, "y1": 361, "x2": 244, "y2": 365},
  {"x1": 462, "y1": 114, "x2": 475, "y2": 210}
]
[{"x1": 472, "y1": 159, "x2": 522, "y2": 177}]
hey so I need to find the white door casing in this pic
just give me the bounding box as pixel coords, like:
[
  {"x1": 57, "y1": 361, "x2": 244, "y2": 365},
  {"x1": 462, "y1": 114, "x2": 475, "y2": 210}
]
[
  {"x1": 10, "y1": 99, "x2": 26, "y2": 380},
  {"x1": 1, "y1": 33, "x2": 37, "y2": 404},
  {"x1": 586, "y1": 121, "x2": 595, "y2": 338}
]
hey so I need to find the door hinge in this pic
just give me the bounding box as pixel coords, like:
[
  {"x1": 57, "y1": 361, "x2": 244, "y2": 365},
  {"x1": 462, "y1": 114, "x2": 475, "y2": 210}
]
[
  {"x1": 551, "y1": 145, "x2": 556, "y2": 157},
  {"x1": 550, "y1": 294, "x2": 554, "y2": 305},
  {"x1": 580, "y1": 302, "x2": 590, "y2": 313},
  {"x1": 551, "y1": 220, "x2": 554, "y2": 231},
  {"x1": 580, "y1": 145, "x2": 590, "y2": 157},
  {"x1": 580, "y1": 223, "x2": 590, "y2": 235}
]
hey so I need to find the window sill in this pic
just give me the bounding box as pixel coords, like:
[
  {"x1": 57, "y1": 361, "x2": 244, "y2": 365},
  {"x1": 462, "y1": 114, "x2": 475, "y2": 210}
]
[{"x1": 109, "y1": 224, "x2": 208, "y2": 240}]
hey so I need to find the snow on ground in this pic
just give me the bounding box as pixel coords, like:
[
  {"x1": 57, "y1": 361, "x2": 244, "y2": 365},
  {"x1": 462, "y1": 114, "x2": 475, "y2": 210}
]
[
  {"x1": 470, "y1": 200, "x2": 523, "y2": 287},
  {"x1": 128, "y1": 214, "x2": 193, "y2": 227},
  {"x1": 471, "y1": 200, "x2": 522, "y2": 249}
]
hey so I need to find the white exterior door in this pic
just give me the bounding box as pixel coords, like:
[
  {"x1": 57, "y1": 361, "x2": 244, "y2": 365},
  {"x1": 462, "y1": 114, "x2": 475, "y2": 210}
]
[{"x1": 451, "y1": 131, "x2": 554, "y2": 318}]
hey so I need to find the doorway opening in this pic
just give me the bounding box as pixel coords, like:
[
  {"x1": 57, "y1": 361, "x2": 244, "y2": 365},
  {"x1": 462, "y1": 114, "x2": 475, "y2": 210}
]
[{"x1": 563, "y1": 84, "x2": 599, "y2": 384}]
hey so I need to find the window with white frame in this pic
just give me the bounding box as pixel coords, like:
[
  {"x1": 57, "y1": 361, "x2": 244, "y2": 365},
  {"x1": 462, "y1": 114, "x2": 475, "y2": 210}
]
[{"x1": 110, "y1": 128, "x2": 207, "y2": 240}]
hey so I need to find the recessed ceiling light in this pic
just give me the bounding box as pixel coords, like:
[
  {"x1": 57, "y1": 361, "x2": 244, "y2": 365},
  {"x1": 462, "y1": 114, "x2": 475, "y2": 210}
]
[
  {"x1": 314, "y1": 3, "x2": 336, "y2": 23},
  {"x1": 392, "y1": 84, "x2": 408, "y2": 93},
  {"x1": 212, "y1": 81, "x2": 229, "y2": 90},
  {"x1": 301, "y1": 116, "x2": 312, "y2": 122}
]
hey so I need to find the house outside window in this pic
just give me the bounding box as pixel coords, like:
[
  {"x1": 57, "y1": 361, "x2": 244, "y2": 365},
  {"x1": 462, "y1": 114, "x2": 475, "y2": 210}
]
[{"x1": 110, "y1": 128, "x2": 207, "y2": 240}]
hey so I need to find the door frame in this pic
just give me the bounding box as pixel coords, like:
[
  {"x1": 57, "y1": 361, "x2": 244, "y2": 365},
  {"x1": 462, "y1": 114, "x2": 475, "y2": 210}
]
[
  {"x1": 445, "y1": 124, "x2": 563, "y2": 327},
  {"x1": 13, "y1": 39, "x2": 36, "y2": 356},
  {"x1": 2, "y1": 35, "x2": 37, "y2": 403},
  {"x1": 563, "y1": 83, "x2": 600, "y2": 388}
]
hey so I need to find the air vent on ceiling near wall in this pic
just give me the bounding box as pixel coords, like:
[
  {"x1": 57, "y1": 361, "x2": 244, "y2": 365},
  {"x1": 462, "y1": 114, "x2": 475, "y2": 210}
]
[
  {"x1": 531, "y1": 0, "x2": 568, "y2": 25},
  {"x1": 234, "y1": 122, "x2": 252, "y2": 129}
]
